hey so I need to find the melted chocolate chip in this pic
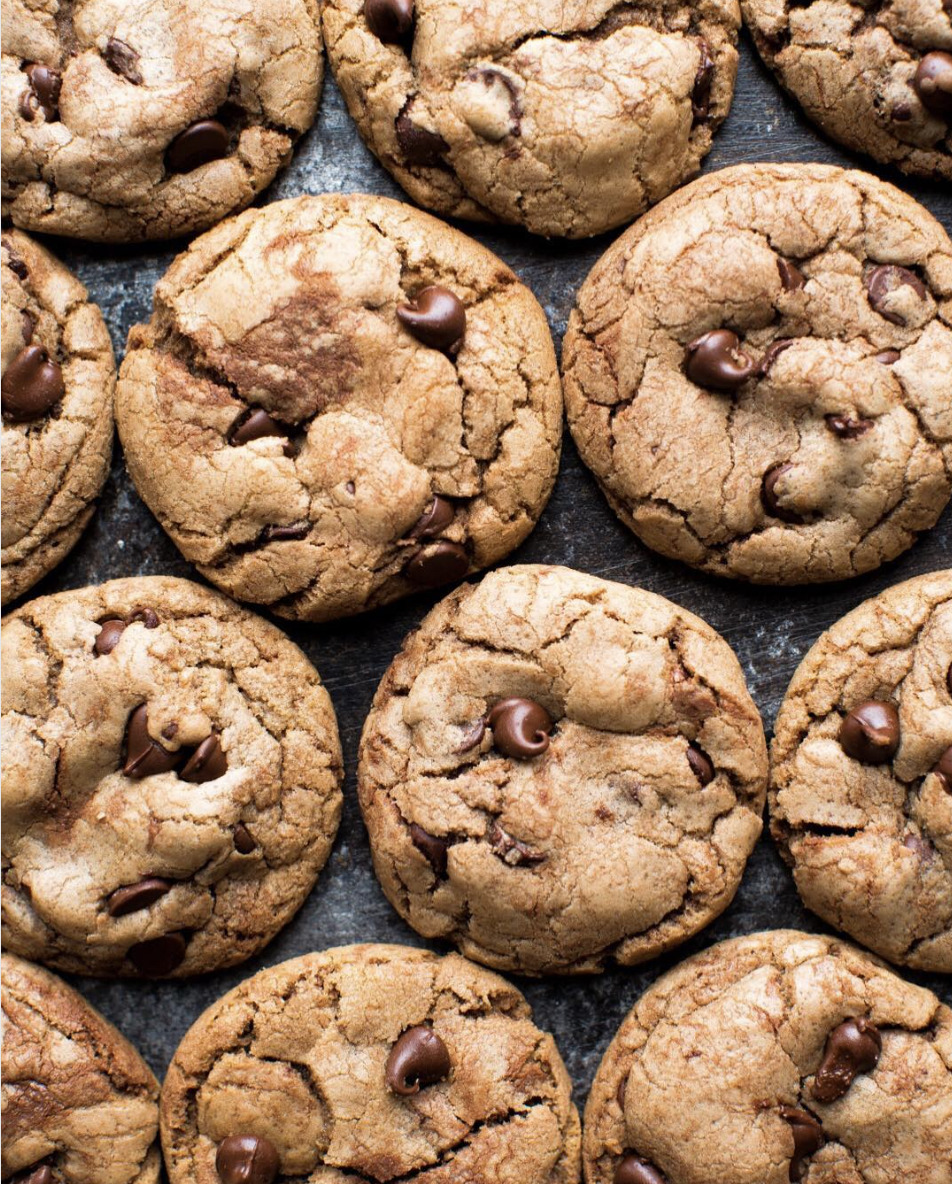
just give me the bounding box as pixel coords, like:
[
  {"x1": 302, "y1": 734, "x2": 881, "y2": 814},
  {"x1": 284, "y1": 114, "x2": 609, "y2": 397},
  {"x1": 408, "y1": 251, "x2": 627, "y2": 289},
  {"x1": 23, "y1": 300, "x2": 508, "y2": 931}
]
[
  {"x1": 936, "y1": 745, "x2": 952, "y2": 790},
  {"x1": 875, "y1": 349, "x2": 901, "y2": 365},
  {"x1": 263, "y1": 522, "x2": 309, "y2": 542},
  {"x1": 691, "y1": 39, "x2": 714, "y2": 122},
  {"x1": 456, "y1": 718, "x2": 486, "y2": 752},
  {"x1": 127, "y1": 931, "x2": 187, "y2": 976},
  {"x1": 779, "y1": 1106, "x2": 824, "y2": 1181},
  {"x1": 825, "y1": 413, "x2": 874, "y2": 439},
  {"x1": 405, "y1": 540, "x2": 468, "y2": 588},
  {"x1": 395, "y1": 109, "x2": 449, "y2": 165},
  {"x1": 123, "y1": 705, "x2": 181, "y2": 778},
  {"x1": 778, "y1": 258, "x2": 807, "y2": 291},
  {"x1": 21, "y1": 310, "x2": 36, "y2": 343},
  {"x1": 686, "y1": 742, "x2": 714, "y2": 785},
  {"x1": 14, "y1": 1167, "x2": 54, "y2": 1184},
  {"x1": 180, "y1": 734, "x2": 228, "y2": 783},
  {"x1": 233, "y1": 823, "x2": 257, "y2": 854},
  {"x1": 865, "y1": 264, "x2": 927, "y2": 325},
  {"x1": 22, "y1": 64, "x2": 61, "y2": 121},
  {"x1": 230, "y1": 408, "x2": 292, "y2": 453},
  {"x1": 913, "y1": 52, "x2": 952, "y2": 119},
  {"x1": 107, "y1": 877, "x2": 172, "y2": 917},
  {"x1": 488, "y1": 821, "x2": 545, "y2": 866},
  {"x1": 215, "y1": 1135, "x2": 280, "y2": 1184},
  {"x1": 616, "y1": 1077, "x2": 627, "y2": 1108},
  {"x1": 409, "y1": 495, "x2": 454, "y2": 539},
  {"x1": 167, "y1": 119, "x2": 229, "y2": 173},
  {"x1": 364, "y1": 0, "x2": 414, "y2": 43},
  {"x1": 614, "y1": 1156, "x2": 667, "y2": 1184},
  {"x1": 410, "y1": 823, "x2": 448, "y2": 875},
  {"x1": 2, "y1": 345, "x2": 65, "y2": 422},
  {"x1": 94, "y1": 618, "x2": 127, "y2": 656},
  {"x1": 759, "y1": 339, "x2": 794, "y2": 376},
  {"x1": 812, "y1": 1017, "x2": 882, "y2": 1103},
  {"x1": 487, "y1": 697, "x2": 552, "y2": 759},
  {"x1": 385, "y1": 1026, "x2": 451, "y2": 1095},
  {"x1": 761, "y1": 463, "x2": 805, "y2": 525},
  {"x1": 4, "y1": 242, "x2": 29, "y2": 280},
  {"x1": 104, "y1": 38, "x2": 143, "y2": 85},
  {"x1": 397, "y1": 286, "x2": 466, "y2": 353},
  {"x1": 684, "y1": 329, "x2": 755, "y2": 391},
  {"x1": 838, "y1": 700, "x2": 900, "y2": 764},
  {"x1": 903, "y1": 832, "x2": 935, "y2": 861}
]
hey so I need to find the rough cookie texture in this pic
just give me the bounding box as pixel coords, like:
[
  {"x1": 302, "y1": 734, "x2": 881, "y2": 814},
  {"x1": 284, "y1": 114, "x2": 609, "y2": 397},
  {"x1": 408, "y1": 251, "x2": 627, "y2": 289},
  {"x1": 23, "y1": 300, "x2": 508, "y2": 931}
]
[
  {"x1": 770, "y1": 570, "x2": 952, "y2": 974},
  {"x1": 1, "y1": 953, "x2": 161, "y2": 1184},
  {"x1": 583, "y1": 930, "x2": 952, "y2": 1184},
  {"x1": 160, "y1": 943, "x2": 581, "y2": 1184},
  {"x1": 1, "y1": 229, "x2": 114, "y2": 606},
  {"x1": 563, "y1": 163, "x2": 952, "y2": 584},
  {"x1": 116, "y1": 194, "x2": 562, "y2": 622},
  {"x1": 1, "y1": 576, "x2": 343, "y2": 977},
  {"x1": 322, "y1": 0, "x2": 741, "y2": 238},
  {"x1": 1, "y1": 0, "x2": 323, "y2": 242},
  {"x1": 358, "y1": 565, "x2": 768, "y2": 975},
  {"x1": 742, "y1": 0, "x2": 952, "y2": 182}
]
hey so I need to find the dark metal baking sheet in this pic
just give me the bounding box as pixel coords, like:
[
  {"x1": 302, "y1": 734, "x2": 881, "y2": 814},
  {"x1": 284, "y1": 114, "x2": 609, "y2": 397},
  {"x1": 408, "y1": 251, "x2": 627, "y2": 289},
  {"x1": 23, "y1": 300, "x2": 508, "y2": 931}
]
[{"x1": 22, "y1": 29, "x2": 952, "y2": 1111}]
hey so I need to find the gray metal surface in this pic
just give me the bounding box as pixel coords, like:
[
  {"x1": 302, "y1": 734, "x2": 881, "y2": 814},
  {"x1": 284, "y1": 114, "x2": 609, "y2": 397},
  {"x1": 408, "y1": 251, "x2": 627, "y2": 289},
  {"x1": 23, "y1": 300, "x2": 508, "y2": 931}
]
[{"x1": 24, "y1": 29, "x2": 952, "y2": 1108}]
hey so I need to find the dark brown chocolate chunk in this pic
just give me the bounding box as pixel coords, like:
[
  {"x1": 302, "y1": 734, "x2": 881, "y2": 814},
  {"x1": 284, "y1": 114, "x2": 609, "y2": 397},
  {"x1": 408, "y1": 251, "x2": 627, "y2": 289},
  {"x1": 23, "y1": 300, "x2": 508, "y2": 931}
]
[
  {"x1": 691, "y1": 39, "x2": 714, "y2": 122},
  {"x1": 812, "y1": 1017, "x2": 882, "y2": 1102},
  {"x1": 409, "y1": 495, "x2": 455, "y2": 539},
  {"x1": 759, "y1": 339, "x2": 794, "y2": 376},
  {"x1": 838, "y1": 700, "x2": 900, "y2": 764},
  {"x1": 875, "y1": 349, "x2": 901, "y2": 365},
  {"x1": 215, "y1": 1135, "x2": 280, "y2": 1184},
  {"x1": 94, "y1": 618, "x2": 127, "y2": 656},
  {"x1": 2, "y1": 345, "x2": 65, "y2": 422},
  {"x1": 104, "y1": 38, "x2": 143, "y2": 84},
  {"x1": 865, "y1": 264, "x2": 927, "y2": 324},
  {"x1": 397, "y1": 285, "x2": 466, "y2": 353},
  {"x1": 23, "y1": 64, "x2": 61, "y2": 121},
  {"x1": 233, "y1": 823, "x2": 257, "y2": 854},
  {"x1": 456, "y1": 718, "x2": 486, "y2": 752},
  {"x1": 487, "y1": 697, "x2": 552, "y2": 759},
  {"x1": 385, "y1": 1026, "x2": 451, "y2": 1095},
  {"x1": 488, "y1": 821, "x2": 545, "y2": 866},
  {"x1": 167, "y1": 119, "x2": 229, "y2": 173},
  {"x1": 123, "y1": 705, "x2": 181, "y2": 778},
  {"x1": 913, "y1": 52, "x2": 952, "y2": 119},
  {"x1": 405, "y1": 540, "x2": 468, "y2": 588},
  {"x1": 825, "y1": 413, "x2": 874, "y2": 439},
  {"x1": 230, "y1": 408, "x2": 291, "y2": 452},
  {"x1": 107, "y1": 877, "x2": 172, "y2": 917},
  {"x1": 686, "y1": 742, "x2": 714, "y2": 786},
  {"x1": 21, "y1": 310, "x2": 36, "y2": 343},
  {"x1": 936, "y1": 745, "x2": 952, "y2": 790},
  {"x1": 262, "y1": 522, "x2": 309, "y2": 541},
  {"x1": 127, "y1": 931, "x2": 188, "y2": 976},
  {"x1": 409, "y1": 823, "x2": 448, "y2": 876},
  {"x1": 180, "y1": 734, "x2": 228, "y2": 783},
  {"x1": 779, "y1": 1106, "x2": 824, "y2": 1181},
  {"x1": 614, "y1": 1156, "x2": 667, "y2": 1184},
  {"x1": 684, "y1": 329, "x2": 754, "y2": 391},
  {"x1": 778, "y1": 258, "x2": 807, "y2": 291},
  {"x1": 395, "y1": 109, "x2": 449, "y2": 165},
  {"x1": 364, "y1": 0, "x2": 414, "y2": 43},
  {"x1": 5, "y1": 246, "x2": 29, "y2": 280},
  {"x1": 761, "y1": 463, "x2": 805, "y2": 525}
]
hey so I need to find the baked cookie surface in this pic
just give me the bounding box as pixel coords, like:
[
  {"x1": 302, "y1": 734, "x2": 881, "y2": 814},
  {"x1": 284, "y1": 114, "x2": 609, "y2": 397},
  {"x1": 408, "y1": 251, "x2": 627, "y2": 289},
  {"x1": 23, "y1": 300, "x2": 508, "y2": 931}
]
[
  {"x1": 741, "y1": 0, "x2": 951, "y2": 181},
  {"x1": 770, "y1": 570, "x2": 952, "y2": 974},
  {"x1": 1, "y1": 952, "x2": 161, "y2": 1184},
  {"x1": 116, "y1": 194, "x2": 562, "y2": 622},
  {"x1": 322, "y1": 0, "x2": 741, "y2": 238},
  {"x1": 1, "y1": 229, "x2": 114, "y2": 606},
  {"x1": 1, "y1": 576, "x2": 343, "y2": 977},
  {"x1": 160, "y1": 943, "x2": 581, "y2": 1184},
  {"x1": 1, "y1": 0, "x2": 323, "y2": 242},
  {"x1": 563, "y1": 163, "x2": 952, "y2": 584},
  {"x1": 583, "y1": 930, "x2": 952, "y2": 1184},
  {"x1": 358, "y1": 564, "x2": 767, "y2": 975}
]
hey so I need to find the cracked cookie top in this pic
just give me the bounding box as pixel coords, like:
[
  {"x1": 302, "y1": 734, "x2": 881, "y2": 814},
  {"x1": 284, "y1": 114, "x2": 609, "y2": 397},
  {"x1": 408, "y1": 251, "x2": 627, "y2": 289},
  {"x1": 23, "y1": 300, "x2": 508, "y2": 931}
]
[
  {"x1": 0, "y1": 576, "x2": 343, "y2": 977},
  {"x1": 742, "y1": 0, "x2": 952, "y2": 182},
  {"x1": 321, "y1": 0, "x2": 741, "y2": 238},
  {"x1": 1, "y1": 229, "x2": 114, "y2": 607},
  {"x1": 115, "y1": 194, "x2": 562, "y2": 622},
  {"x1": 1, "y1": 0, "x2": 323, "y2": 242},
  {"x1": 357, "y1": 564, "x2": 768, "y2": 975},
  {"x1": 583, "y1": 930, "x2": 952, "y2": 1184},
  {"x1": 1, "y1": 953, "x2": 161, "y2": 1184},
  {"x1": 770, "y1": 569, "x2": 952, "y2": 974},
  {"x1": 562, "y1": 163, "x2": 952, "y2": 585},
  {"x1": 159, "y1": 943, "x2": 581, "y2": 1184}
]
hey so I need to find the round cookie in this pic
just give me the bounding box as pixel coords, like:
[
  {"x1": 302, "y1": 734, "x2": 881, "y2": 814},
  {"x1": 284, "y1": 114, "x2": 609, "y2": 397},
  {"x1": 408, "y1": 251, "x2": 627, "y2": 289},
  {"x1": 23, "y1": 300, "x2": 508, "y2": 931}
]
[
  {"x1": 116, "y1": 194, "x2": 562, "y2": 622},
  {"x1": 2, "y1": 229, "x2": 114, "y2": 606},
  {"x1": 583, "y1": 930, "x2": 952, "y2": 1184},
  {"x1": 741, "y1": 0, "x2": 951, "y2": 182},
  {"x1": 563, "y1": 163, "x2": 952, "y2": 585},
  {"x1": 2, "y1": 952, "x2": 161, "y2": 1184},
  {"x1": 160, "y1": 943, "x2": 582, "y2": 1184},
  {"x1": 321, "y1": 0, "x2": 741, "y2": 239},
  {"x1": 1, "y1": 0, "x2": 323, "y2": 242},
  {"x1": 1, "y1": 576, "x2": 343, "y2": 978},
  {"x1": 770, "y1": 570, "x2": 952, "y2": 975},
  {"x1": 357, "y1": 564, "x2": 768, "y2": 975}
]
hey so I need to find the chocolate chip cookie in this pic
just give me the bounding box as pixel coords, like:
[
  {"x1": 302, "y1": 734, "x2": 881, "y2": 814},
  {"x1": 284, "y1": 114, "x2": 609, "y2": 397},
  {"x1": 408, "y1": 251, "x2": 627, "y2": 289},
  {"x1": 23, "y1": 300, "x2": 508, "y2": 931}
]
[
  {"x1": 1, "y1": 576, "x2": 343, "y2": 978},
  {"x1": 2, "y1": 952, "x2": 161, "y2": 1184},
  {"x1": 2, "y1": 0, "x2": 323, "y2": 242},
  {"x1": 770, "y1": 570, "x2": 952, "y2": 975},
  {"x1": 2, "y1": 229, "x2": 114, "y2": 606},
  {"x1": 584, "y1": 930, "x2": 952, "y2": 1184},
  {"x1": 742, "y1": 0, "x2": 951, "y2": 182},
  {"x1": 321, "y1": 0, "x2": 741, "y2": 238},
  {"x1": 563, "y1": 163, "x2": 952, "y2": 585},
  {"x1": 116, "y1": 194, "x2": 562, "y2": 622},
  {"x1": 160, "y1": 943, "x2": 581, "y2": 1184},
  {"x1": 358, "y1": 564, "x2": 768, "y2": 975}
]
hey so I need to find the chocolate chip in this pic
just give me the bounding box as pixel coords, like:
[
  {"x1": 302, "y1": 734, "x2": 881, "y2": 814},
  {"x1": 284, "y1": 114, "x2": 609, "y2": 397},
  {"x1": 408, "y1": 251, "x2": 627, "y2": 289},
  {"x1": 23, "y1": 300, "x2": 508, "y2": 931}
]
[
  {"x1": 233, "y1": 823, "x2": 257, "y2": 854},
  {"x1": 263, "y1": 522, "x2": 309, "y2": 541},
  {"x1": 13, "y1": 1166, "x2": 54, "y2": 1184},
  {"x1": 215, "y1": 1135, "x2": 280, "y2": 1184},
  {"x1": 2, "y1": 345, "x2": 65, "y2": 422},
  {"x1": 903, "y1": 832, "x2": 935, "y2": 861},
  {"x1": 838, "y1": 700, "x2": 900, "y2": 764},
  {"x1": 104, "y1": 38, "x2": 143, "y2": 85},
  {"x1": 129, "y1": 607, "x2": 160, "y2": 629},
  {"x1": 825, "y1": 413, "x2": 874, "y2": 439},
  {"x1": 167, "y1": 119, "x2": 229, "y2": 173},
  {"x1": 5, "y1": 247, "x2": 29, "y2": 280},
  {"x1": 487, "y1": 697, "x2": 553, "y2": 759},
  {"x1": 948, "y1": 662, "x2": 952, "y2": 698},
  {"x1": 22, "y1": 64, "x2": 61, "y2": 121},
  {"x1": 229, "y1": 408, "x2": 291, "y2": 449},
  {"x1": 779, "y1": 1106, "x2": 824, "y2": 1181},
  {"x1": 865, "y1": 264, "x2": 927, "y2": 325},
  {"x1": 364, "y1": 0, "x2": 414, "y2": 43},
  {"x1": 395, "y1": 108, "x2": 449, "y2": 165},
  {"x1": 761, "y1": 463, "x2": 804, "y2": 525},
  {"x1": 692, "y1": 39, "x2": 714, "y2": 122},
  {"x1": 759, "y1": 339, "x2": 794, "y2": 376},
  {"x1": 127, "y1": 931, "x2": 187, "y2": 976},
  {"x1": 385, "y1": 1026, "x2": 451, "y2": 1095},
  {"x1": 875, "y1": 349, "x2": 901, "y2": 365},
  {"x1": 892, "y1": 100, "x2": 913, "y2": 122},
  {"x1": 616, "y1": 1077, "x2": 627, "y2": 1108},
  {"x1": 123, "y1": 705, "x2": 181, "y2": 778},
  {"x1": 456, "y1": 718, "x2": 486, "y2": 752},
  {"x1": 409, "y1": 495, "x2": 454, "y2": 539},
  {"x1": 21, "y1": 310, "x2": 36, "y2": 343},
  {"x1": 397, "y1": 286, "x2": 466, "y2": 353},
  {"x1": 936, "y1": 745, "x2": 952, "y2": 790},
  {"x1": 488, "y1": 821, "x2": 545, "y2": 866},
  {"x1": 777, "y1": 258, "x2": 806, "y2": 291},
  {"x1": 405, "y1": 540, "x2": 468, "y2": 588},
  {"x1": 684, "y1": 329, "x2": 754, "y2": 391},
  {"x1": 410, "y1": 823, "x2": 448, "y2": 875},
  {"x1": 180, "y1": 734, "x2": 228, "y2": 783},
  {"x1": 613, "y1": 1156, "x2": 667, "y2": 1184},
  {"x1": 812, "y1": 1017, "x2": 882, "y2": 1102},
  {"x1": 686, "y1": 742, "x2": 714, "y2": 785},
  {"x1": 107, "y1": 877, "x2": 172, "y2": 917},
  {"x1": 913, "y1": 52, "x2": 952, "y2": 119},
  {"x1": 94, "y1": 618, "x2": 127, "y2": 655}
]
